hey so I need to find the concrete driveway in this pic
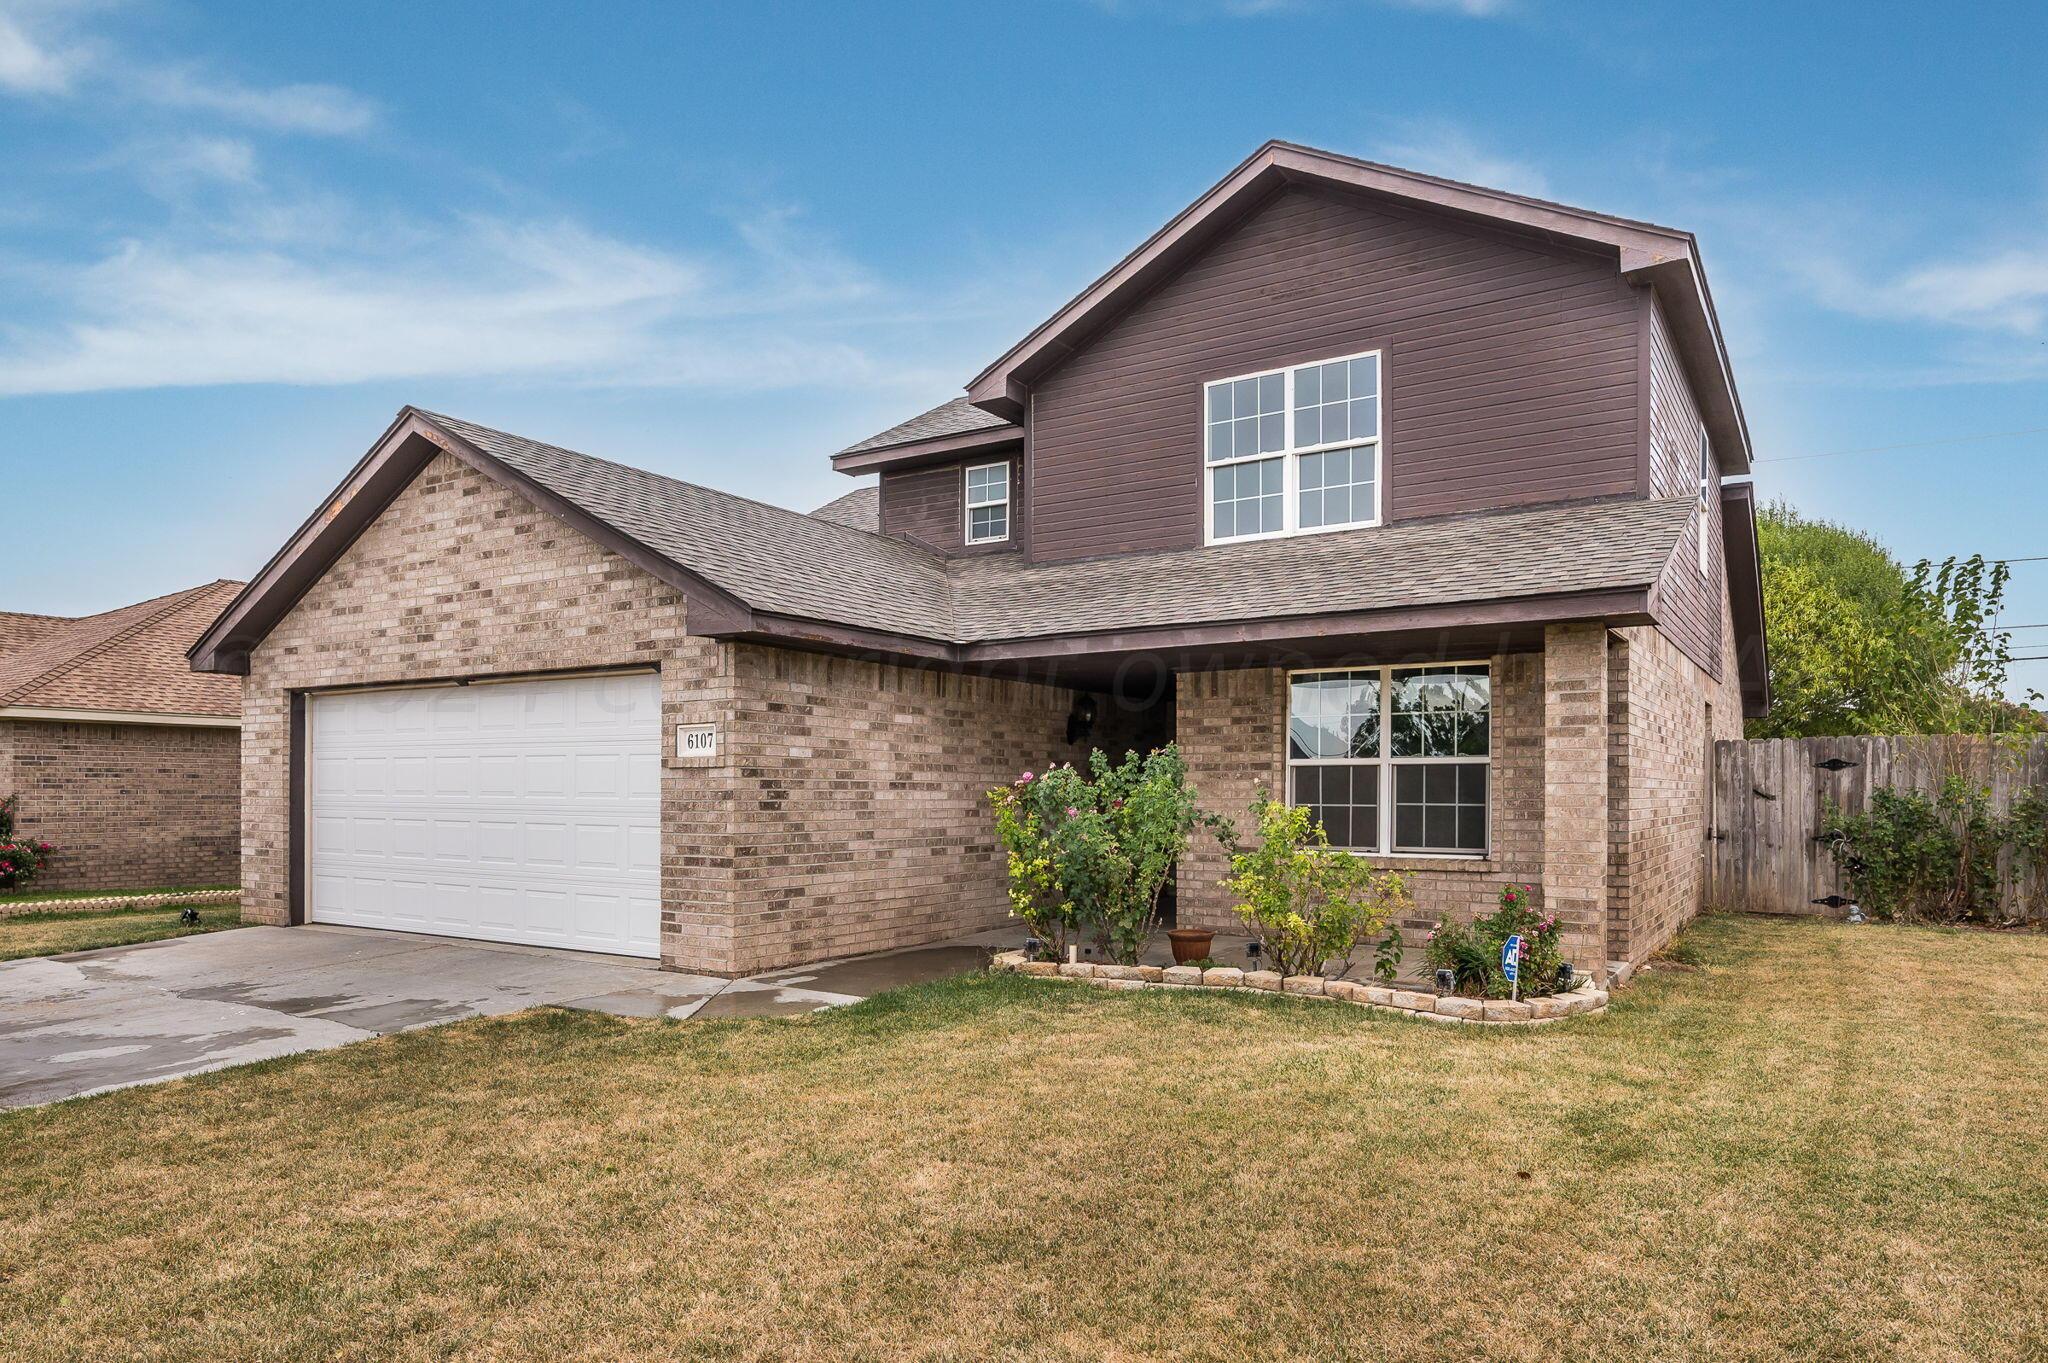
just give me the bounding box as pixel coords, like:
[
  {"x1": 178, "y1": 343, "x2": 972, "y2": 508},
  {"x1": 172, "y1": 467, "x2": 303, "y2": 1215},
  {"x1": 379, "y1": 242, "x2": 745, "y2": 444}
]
[{"x1": 0, "y1": 925, "x2": 992, "y2": 1110}]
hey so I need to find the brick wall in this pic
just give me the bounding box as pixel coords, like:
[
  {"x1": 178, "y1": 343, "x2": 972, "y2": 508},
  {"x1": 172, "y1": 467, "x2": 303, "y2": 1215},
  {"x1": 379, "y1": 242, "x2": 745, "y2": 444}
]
[
  {"x1": 242, "y1": 451, "x2": 728, "y2": 969},
  {"x1": 3, "y1": 718, "x2": 239, "y2": 891},
  {"x1": 1604, "y1": 593, "x2": 1747, "y2": 966},
  {"x1": 723, "y1": 647, "x2": 1080, "y2": 975},
  {"x1": 1175, "y1": 654, "x2": 1544, "y2": 944},
  {"x1": 242, "y1": 451, "x2": 1090, "y2": 975}
]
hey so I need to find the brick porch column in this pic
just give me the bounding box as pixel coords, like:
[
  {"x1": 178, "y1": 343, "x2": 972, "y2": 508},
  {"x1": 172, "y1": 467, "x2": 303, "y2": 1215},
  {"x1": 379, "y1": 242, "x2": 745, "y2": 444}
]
[{"x1": 1542, "y1": 623, "x2": 1610, "y2": 972}]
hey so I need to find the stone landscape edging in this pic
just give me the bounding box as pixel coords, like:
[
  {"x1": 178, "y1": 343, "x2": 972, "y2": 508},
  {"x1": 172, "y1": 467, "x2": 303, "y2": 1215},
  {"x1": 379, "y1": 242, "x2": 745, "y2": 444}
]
[
  {"x1": 990, "y1": 951, "x2": 1608, "y2": 1025},
  {"x1": 0, "y1": 888, "x2": 242, "y2": 920}
]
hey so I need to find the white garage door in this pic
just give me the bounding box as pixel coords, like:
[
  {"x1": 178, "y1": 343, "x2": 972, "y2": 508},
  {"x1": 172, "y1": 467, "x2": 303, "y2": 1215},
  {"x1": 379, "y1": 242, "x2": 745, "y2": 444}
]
[{"x1": 308, "y1": 672, "x2": 661, "y2": 957}]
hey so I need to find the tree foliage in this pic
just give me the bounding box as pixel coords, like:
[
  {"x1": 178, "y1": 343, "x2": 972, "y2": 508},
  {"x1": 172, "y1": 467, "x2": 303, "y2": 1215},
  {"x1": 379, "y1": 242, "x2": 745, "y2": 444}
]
[{"x1": 1752, "y1": 502, "x2": 2039, "y2": 738}]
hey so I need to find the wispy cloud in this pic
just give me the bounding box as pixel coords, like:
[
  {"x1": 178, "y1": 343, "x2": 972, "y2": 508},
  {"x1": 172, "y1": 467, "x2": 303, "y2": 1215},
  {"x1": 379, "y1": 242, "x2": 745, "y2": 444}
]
[
  {"x1": 1376, "y1": 119, "x2": 1551, "y2": 197},
  {"x1": 0, "y1": 202, "x2": 927, "y2": 396},
  {"x1": 132, "y1": 64, "x2": 374, "y2": 135},
  {"x1": 0, "y1": 1, "x2": 88, "y2": 94},
  {"x1": 1813, "y1": 244, "x2": 2048, "y2": 336},
  {"x1": 0, "y1": 0, "x2": 374, "y2": 132}
]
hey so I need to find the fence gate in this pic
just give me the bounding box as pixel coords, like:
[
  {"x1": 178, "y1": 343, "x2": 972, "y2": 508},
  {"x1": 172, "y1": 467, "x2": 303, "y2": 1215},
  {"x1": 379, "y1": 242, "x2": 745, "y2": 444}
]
[{"x1": 1711, "y1": 734, "x2": 2048, "y2": 920}]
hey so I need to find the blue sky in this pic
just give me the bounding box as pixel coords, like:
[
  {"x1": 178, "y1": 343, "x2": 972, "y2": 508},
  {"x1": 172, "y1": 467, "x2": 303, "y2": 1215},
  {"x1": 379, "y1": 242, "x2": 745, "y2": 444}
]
[{"x1": 2, "y1": 1, "x2": 2045, "y2": 683}]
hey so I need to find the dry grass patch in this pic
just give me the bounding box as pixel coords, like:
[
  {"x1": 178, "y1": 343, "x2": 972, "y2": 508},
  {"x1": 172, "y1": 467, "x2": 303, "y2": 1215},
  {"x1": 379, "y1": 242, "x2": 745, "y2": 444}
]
[
  {"x1": 1, "y1": 914, "x2": 2043, "y2": 1362},
  {"x1": 0, "y1": 903, "x2": 241, "y2": 961}
]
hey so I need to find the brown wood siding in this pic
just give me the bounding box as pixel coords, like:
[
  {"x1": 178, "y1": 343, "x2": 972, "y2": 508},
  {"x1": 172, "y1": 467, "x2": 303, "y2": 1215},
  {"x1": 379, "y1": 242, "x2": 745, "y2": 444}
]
[
  {"x1": 1027, "y1": 186, "x2": 1644, "y2": 562},
  {"x1": 878, "y1": 457, "x2": 1023, "y2": 556},
  {"x1": 1646, "y1": 297, "x2": 1723, "y2": 679}
]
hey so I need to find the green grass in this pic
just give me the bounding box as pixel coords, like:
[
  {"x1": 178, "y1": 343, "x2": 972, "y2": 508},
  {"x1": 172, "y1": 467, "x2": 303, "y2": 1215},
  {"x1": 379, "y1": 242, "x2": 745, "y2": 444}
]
[
  {"x1": 1, "y1": 914, "x2": 2043, "y2": 1362},
  {"x1": 0, "y1": 882, "x2": 235, "y2": 905},
  {"x1": 0, "y1": 903, "x2": 242, "y2": 960}
]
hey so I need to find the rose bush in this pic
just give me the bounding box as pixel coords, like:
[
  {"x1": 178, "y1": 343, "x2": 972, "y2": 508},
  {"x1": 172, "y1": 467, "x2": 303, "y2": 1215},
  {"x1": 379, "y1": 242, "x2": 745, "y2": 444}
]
[
  {"x1": 0, "y1": 795, "x2": 54, "y2": 891},
  {"x1": 1423, "y1": 884, "x2": 1566, "y2": 997}
]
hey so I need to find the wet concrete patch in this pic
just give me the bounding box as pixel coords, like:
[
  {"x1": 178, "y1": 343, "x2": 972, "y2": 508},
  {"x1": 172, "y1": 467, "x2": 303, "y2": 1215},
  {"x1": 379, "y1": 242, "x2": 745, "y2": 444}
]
[{"x1": 2, "y1": 924, "x2": 1004, "y2": 1109}]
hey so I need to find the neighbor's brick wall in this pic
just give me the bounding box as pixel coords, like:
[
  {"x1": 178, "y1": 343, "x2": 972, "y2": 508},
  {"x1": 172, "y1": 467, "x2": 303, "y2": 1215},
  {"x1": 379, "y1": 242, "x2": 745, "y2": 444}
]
[
  {"x1": 1175, "y1": 655, "x2": 1544, "y2": 943},
  {"x1": 2, "y1": 718, "x2": 239, "y2": 891},
  {"x1": 240, "y1": 451, "x2": 741, "y2": 971},
  {"x1": 722, "y1": 646, "x2": 1082, "y2": 975}
]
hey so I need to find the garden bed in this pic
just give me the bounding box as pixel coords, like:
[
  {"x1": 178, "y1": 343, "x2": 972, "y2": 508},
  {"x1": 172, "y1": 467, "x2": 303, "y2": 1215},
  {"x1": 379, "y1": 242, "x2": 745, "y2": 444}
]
[
  {"x1": 990, "y1": 951, "x2": 1608, "y2": 1024},
  {"x1": 0, "y1": 887, "x2": 240, "y2": 921}
]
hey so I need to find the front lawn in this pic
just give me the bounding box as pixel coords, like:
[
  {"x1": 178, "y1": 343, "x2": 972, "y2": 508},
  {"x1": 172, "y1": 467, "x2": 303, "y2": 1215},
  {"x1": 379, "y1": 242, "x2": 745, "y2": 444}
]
[
  {"x1": 1, "y1": 915, "x2": 2042, "y2": 1362},
  {"x1": 0, "y1": 903, "x2": 242, "y2": 961}
]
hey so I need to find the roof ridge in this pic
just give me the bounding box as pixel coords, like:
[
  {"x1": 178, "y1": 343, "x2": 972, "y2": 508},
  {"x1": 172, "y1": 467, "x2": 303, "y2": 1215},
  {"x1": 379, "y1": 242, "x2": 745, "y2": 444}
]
[
  {"x1": 0, "y1": 581, "x2": 229, "y2": 707},
  {"x1": 414, "y1": 409, "x2": 949, "y2": 567}
]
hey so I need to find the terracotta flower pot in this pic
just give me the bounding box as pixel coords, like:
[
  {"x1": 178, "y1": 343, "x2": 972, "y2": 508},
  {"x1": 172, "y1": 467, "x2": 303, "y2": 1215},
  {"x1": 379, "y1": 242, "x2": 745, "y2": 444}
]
[{"x1": 1167, "y1": 927, "x2": 1215, "y2": 965}]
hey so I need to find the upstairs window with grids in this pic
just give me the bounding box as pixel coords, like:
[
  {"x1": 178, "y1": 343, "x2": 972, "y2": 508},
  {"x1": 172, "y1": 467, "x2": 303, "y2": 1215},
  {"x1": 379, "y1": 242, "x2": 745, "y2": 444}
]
[
  {"x1": 964, "y1": 460, "x2": 1011, "y2": 545},
  {"x1": 1204, "y1": 350, "x2": 1382, "y2": 543}
]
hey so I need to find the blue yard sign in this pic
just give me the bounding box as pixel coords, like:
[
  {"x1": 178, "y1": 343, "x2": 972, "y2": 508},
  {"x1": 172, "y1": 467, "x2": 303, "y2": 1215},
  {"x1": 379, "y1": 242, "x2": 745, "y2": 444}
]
[{"x1": 1502, "y1": 934, "x2": 1523, "y2": 1000}]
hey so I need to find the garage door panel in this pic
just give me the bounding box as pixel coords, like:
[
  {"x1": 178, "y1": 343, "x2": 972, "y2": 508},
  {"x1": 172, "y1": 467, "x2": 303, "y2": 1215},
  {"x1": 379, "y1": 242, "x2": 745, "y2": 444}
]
[{"x1": 309, "y1": 673, "x2": 661, "y2": 958}]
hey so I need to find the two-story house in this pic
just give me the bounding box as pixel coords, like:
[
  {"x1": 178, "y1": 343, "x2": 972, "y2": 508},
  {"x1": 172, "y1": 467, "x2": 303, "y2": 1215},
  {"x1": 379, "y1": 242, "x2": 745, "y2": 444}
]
[{"x1": 191, "y1": 142, "x2": 1768, "y2": 981}]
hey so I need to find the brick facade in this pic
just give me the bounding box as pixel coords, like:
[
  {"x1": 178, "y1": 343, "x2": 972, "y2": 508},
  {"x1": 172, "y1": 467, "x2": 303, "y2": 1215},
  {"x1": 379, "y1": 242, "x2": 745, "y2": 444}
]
[
  {"x1": 1176, "y1": 621, "x2": 1739, "y2": 975},
  {"x1": 241, "y1": 452, "x2": 1086, "y2": 975},
  {"x1": 723, "y1": 646, "x2": 1078, "y2": 975},
  {"x1": 1, "y1": 718, "x2": 239, "y2": 891},
  {"x1": 1175, "y1": 654, "x2": 1545, "y2": 948},
  {"x1": 236, "y1": 449, "x2": 1744, "y2": 978}
]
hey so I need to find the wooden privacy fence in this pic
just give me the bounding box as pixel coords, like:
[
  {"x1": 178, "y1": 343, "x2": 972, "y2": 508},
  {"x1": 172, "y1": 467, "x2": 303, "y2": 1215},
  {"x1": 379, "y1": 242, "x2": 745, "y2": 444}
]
[{"x1": 1711, "y1": 735, "x2": 2048, "y2": 921}]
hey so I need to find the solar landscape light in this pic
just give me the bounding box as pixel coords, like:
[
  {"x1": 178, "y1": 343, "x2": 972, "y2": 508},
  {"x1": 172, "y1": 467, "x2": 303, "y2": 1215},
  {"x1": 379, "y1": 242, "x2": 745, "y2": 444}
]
[
  {"x1": 1556, "y1": 963, "x2": 1574, "y2": 990},
  {"x1": 1434, "y1": 968, "x2": 1454, "y2": 993}
]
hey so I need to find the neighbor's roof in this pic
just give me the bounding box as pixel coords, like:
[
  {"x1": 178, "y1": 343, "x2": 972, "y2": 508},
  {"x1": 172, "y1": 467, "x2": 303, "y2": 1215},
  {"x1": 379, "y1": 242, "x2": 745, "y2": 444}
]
[
  {"x1": 187, "y1": 407, "x2": 1698, "y2": 677},
  {"x1": 810, "y1": 484, "x2": 879, "y2": 533},
  {"x1": 1, "y1": 581, "x2": 244, "y2": 717}
]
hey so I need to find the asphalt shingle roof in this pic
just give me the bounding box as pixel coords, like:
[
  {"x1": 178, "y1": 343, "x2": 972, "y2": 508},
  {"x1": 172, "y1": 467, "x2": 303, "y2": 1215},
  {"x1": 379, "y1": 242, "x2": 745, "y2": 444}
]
[
  {"x1": 835, "y1": 397, "x2": 1017, "y2": 457},
  {"x1": 0, "y1": 581, "x2": 245, "y2": 716},
  {"x1": 420, "y1": 411, "x2": 1692, "y2": 650},
  {"x1": 810, "y1": 485, "x2": 879, "y2": 533}
]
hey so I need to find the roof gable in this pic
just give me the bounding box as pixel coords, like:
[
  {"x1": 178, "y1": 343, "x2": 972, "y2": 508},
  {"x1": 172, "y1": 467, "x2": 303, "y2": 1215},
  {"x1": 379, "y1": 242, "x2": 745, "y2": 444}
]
[{"x1": 960, "y1": 140, "x2": 1750, "y2": 474}]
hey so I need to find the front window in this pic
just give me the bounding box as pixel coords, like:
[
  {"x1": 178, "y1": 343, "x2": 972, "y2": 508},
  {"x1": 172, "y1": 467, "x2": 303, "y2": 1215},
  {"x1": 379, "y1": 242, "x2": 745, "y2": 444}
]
[
  {"x1": 1287, "y1": 663, "x2": 1490, "y2": 855},
  {"x1": 1205, "y1": 349, "x2": 1382, "y2": 544},
  {"x1": 964, "y1": 460, "x2": 1010, "y2": 544}
]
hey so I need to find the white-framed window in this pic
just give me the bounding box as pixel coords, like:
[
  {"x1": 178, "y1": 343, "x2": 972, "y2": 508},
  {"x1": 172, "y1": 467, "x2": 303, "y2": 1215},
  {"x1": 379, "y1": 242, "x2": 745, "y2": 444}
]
[
  {"x1": 1697, "y1": 425, "x2": 1713, "y2": 576},
  {"x1": 1286, "y1": 663, "x2": 1491, "y2": 856},
  {"x1": 1204, "y1": 349, "x2": 1382, "y2": 544},
  {"x1": 964, "y1": 460, "x2": 1010, "y2": 545}
]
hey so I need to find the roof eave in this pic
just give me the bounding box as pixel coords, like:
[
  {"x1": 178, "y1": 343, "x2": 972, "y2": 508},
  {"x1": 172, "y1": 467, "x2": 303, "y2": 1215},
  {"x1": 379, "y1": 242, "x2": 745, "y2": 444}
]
[
  {"x1": 189, "y1": 409, "x2": 759, "y2": 677},
  {"x1": 1719, "y1": 482, "x2": 1771, "y2": 718},
  {"x1": 830, "y1": 424, "x2": 1023, "y2": 475}
]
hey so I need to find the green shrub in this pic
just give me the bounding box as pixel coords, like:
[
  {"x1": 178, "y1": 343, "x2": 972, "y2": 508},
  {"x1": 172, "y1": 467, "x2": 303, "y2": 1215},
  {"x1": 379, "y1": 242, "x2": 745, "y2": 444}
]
[
  {"x1": 1222, "y1": 797, "x2": 1412, "y2": 979},
  {"x1": 1821, "y1": 776, "x2": 2007, "y2": 924},
  {"x1": 987, "y1": 745, "x2": 1229, "y2": 964},
  {"x1": 1423, "y1": 885, "x2": 1566, "y2": 998},
  {"x1": 0, "y1": 795, "x2": 54, "y2": 892}
]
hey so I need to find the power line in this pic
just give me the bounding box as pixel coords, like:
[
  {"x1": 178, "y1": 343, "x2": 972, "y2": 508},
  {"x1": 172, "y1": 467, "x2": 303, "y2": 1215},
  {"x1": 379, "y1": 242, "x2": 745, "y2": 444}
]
[{"x1": 1756, "y1": 425, "x2": 2048, "y2": 465}]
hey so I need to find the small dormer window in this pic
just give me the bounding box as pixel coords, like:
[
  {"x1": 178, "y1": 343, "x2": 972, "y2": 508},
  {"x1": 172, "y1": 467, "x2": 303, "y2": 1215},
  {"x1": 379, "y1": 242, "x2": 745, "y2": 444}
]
[
  {"x1": 1205, "y1": 349, "x2": 1382, "y2": 544},
  {"x1": 965, "y1": 460, "x2": 1010, "y2": 544}
]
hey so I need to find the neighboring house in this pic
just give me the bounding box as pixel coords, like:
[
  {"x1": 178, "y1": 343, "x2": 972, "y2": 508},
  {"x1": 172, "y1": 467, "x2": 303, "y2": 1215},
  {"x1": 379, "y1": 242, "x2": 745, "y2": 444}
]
[
  {"x1": 1, "y1": 580, "x2": 245, "y2": 891},
  {"x1": 191, "y1": 141, "x2": 1767, "y2": 979}
]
